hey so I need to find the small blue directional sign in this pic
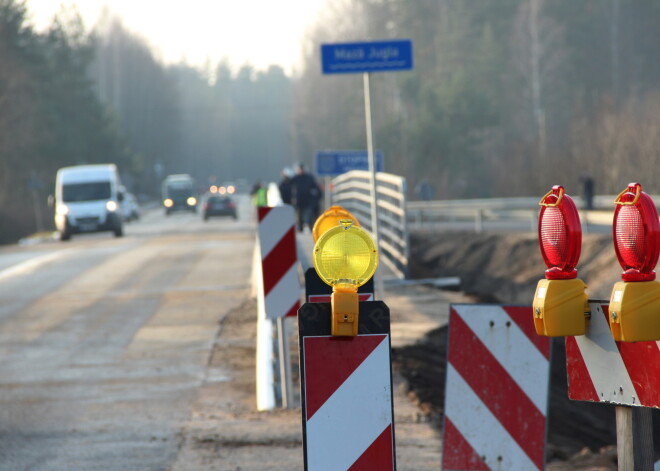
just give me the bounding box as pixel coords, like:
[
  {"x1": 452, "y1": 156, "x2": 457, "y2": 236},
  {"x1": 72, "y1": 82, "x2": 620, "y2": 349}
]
[
  {"x1": 315, "y1": 150, "x2": 384, "y2": 176},
  {"x1": 321, "y1": 39, "x2": 413, "y2": 74}
]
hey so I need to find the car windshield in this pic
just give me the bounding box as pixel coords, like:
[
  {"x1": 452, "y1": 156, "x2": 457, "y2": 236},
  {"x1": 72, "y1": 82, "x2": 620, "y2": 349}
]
[
  {"x1": 62, "y1": 182, "x2": 112, "y2": 202},
  {"x1": 166, "y1": 184, "x2": 193, "y2": 198}
]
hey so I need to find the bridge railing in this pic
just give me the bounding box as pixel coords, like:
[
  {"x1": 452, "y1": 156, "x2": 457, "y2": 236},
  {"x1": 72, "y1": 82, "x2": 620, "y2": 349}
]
[
  {"x1": 331, "y1": 170, "x2": 409, "y2": 279},
  {"x1": 406, "y1": 194, "x2": 640, "y2": 232}
]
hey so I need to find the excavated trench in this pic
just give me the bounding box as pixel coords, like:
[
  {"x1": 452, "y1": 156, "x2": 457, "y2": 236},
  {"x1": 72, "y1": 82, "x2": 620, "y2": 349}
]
[{"x1": 391, "y1": 230, "x2": 659, "y2": 467}]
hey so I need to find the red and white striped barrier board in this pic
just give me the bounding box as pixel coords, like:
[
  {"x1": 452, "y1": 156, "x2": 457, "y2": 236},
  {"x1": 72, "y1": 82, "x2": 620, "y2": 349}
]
[
  {"x1": 298, "y1": 302, "x2": 395, "y2": 471},
  {"x1": 443, "y1": 305, "x2": 551, "y2": 471},
  {"x1": 566, "y1": 302, "x2": 660, "y2": 409},
  {"x1": 257, "y1": 206, "x2": 300, "y2": 319}
]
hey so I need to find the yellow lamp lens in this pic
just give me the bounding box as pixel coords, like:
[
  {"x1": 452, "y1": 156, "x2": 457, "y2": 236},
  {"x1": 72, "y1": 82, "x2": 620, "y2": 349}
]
[
  {"x1": 313, "y1": 222, "x2": 377, "y2": 287},
  {"x1": 312, "y1": 205, "x2": 361, "y2": 242}
]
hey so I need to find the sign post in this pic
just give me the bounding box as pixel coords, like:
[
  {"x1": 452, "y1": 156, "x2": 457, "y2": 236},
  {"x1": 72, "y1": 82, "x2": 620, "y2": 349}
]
[{"x1": 321, "y1": 39, "x2": 413, "y2": 298}]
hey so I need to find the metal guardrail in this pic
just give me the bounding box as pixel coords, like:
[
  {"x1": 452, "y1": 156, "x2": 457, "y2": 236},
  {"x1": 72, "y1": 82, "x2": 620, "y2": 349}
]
[
  {"x1": 332, "y1": 170, "x2": 409, "y2": 279},
  {"x1": 327, "y1": 185, "x2": 660, "y2": 278},
  {"x1": 406, "y1": 194, "x2": 641, "y2": 233},
  {"x1": 407, "y1": 198, "x2": 539, "y2": 232}
]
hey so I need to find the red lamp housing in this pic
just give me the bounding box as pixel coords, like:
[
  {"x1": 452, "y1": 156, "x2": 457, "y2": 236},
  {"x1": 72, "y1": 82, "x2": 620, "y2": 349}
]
[
  {"x1": 538, "y1": 186, "x2": 582, "y2": 280},
  {"x1": 612, "y1": 183, "x2": 660, "y2": 282}
]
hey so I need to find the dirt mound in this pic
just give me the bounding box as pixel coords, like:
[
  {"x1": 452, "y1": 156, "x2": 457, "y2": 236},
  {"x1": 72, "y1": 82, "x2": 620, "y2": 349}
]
[
  {"x1": 408, "y1": 230, "x2": 619, "y2": 304},
  {"x1": 395, "y1": 230, "x2": 660, "y2": 467}
]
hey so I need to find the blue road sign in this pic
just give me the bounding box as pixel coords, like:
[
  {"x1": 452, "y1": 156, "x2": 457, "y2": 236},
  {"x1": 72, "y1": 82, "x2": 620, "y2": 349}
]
[
  {"x1": 321, "y1": 39, "x2": 413, "y2": 74},
  {"x1": 315, "y1": 150, "x2": 384, "y2": 176}
]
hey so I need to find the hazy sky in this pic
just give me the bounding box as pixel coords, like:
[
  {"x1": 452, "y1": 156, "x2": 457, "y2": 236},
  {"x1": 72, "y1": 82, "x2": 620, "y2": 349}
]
[{"x1": 25, "y1": 0, "x2": 327, "y2": 73}]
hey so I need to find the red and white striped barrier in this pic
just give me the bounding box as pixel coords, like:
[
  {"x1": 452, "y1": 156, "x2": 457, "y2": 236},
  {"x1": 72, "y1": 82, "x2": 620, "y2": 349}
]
[
  {"x1": 257, "y1": 206, "x2": 300, "y2": 319},
  {"x1": 443, "y1": 305, "x2": 551, "y2": 471},
  {"x1": 566, "y1": 302, "x2": 660, "y2": 408},
  {"x1": 302, "y1": 334, "x2": 394, "y2": 470}
]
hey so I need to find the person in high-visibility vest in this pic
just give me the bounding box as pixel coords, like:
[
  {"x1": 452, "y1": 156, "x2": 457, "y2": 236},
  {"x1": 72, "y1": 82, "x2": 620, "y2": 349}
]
[{"x1": 251, "y1": 180, "x2": 268, "y2": 207}]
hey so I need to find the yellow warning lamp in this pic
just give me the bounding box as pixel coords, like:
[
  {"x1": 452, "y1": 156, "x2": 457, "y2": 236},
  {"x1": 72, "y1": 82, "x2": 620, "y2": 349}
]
[
  {"x1": 312, "y1": 205, "x2": 360, "y2": 242},
  {"x1": 608, "y1": 183, "x2": 660, "y2": 342},
  {"x1": 313, "y1": 219, "x2": 378, "y2": 336},
  {"x1": 532, "y1": 186, "x2": 589, "y2": 336}
]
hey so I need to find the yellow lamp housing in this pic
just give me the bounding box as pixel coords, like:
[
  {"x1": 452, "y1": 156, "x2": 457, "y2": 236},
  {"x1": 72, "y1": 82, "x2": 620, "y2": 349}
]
[
  {"x1": 311, "y1": 205, "x2": 360, "y2": 242},
  {"x1": 608, "y1": 281, "x2": 660, "y2": 342},
  {"x1": 533, "y1": 186, "x2": 589, "y2": 336},
  {"x1": 532, "y1": 278, "x2": 589, "y2": 337},
  {"x1": 313, "y1": 220, "x2": 378, "y2": 336}
]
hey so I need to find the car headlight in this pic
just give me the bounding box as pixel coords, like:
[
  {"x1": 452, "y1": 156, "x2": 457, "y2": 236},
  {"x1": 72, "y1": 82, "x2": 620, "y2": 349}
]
[
  {"x1": 106, "y1": 200, "x2": 118, "y2": 212},
  {"x1": 164, "y1": 198, "x2": 174, "y2": 208},
  {"x1": 56, "y1": 204, "x2": 69, "y2": 216},
  {"x1": 187, "y1": 197, "x2": 197, "y2": 206}
]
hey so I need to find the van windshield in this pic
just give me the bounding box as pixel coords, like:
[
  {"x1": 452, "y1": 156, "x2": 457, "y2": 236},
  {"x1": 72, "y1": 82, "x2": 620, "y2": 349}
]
[{"x1": 62, "y1": 182, "x2": 112, "y2": 202}]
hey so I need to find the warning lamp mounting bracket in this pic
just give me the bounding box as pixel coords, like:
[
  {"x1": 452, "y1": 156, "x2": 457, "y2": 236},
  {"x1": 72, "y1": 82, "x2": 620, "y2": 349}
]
[
  {"x1": 614, "y1": 183, "x2": 642, "y2": 206},
  {"x1": 539, "y1": 186, "x2": 564, "y2": 207}
]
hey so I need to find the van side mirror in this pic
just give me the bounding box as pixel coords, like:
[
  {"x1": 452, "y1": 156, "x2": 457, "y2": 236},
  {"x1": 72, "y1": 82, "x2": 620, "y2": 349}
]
[
  {"x1": 118, "y1": 192, "x2": 125, "y2": 203},
  {"x1": 47, "y1": 195, "x2": 55, "y2": 207}
]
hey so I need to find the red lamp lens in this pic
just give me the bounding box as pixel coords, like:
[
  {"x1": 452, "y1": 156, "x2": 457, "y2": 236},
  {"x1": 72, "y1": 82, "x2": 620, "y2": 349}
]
[
  {"x1": 613, "y1": 183, "x2": 660, "y2": 282},
  {"x1": 538, "y1": 186, "x2": 581, "y2": 279}
]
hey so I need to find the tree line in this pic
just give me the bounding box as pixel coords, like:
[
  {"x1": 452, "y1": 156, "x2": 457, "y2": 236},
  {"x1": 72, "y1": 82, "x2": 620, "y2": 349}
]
[
  {"x1": 1, "y1": 0, "x2": 659, "y2": 243},
  {"x1": 296, "y1": 0, "x2": 660, "y2": 200}
]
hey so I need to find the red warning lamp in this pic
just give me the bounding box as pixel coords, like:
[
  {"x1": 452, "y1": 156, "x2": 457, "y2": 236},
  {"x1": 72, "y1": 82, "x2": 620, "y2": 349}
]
[
  {"x1": 608, "y1": 183, "x2": 660, "y2": 342},
  {"x1": 612, "y1": 183, "x2": 660, "y2": 282},
  {"x1": 533, "y1": 186, "x2": 588, "y2": 337},
  {"x1": 538, "y1": 186, "x2": 582, "y2": 280}
]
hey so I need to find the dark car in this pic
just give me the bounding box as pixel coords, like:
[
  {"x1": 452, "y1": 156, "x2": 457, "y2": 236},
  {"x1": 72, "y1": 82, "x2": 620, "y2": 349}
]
[{"x1": 203, "y1": 194, "x2": 237, "y2": 220}]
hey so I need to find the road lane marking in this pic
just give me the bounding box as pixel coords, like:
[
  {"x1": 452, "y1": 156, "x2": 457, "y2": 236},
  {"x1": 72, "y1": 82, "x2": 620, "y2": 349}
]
[{"x1": 0, "y1": 250, "x2": 73, "y2": 282}]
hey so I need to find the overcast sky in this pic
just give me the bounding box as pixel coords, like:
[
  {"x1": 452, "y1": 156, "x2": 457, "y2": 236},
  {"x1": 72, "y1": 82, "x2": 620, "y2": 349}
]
[{"x1": 25, "y1": 0, "x2": 327, "y2": 73}]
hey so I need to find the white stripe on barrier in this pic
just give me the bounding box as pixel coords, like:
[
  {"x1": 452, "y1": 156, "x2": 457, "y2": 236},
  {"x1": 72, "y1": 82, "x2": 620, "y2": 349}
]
[
  {"x1": 264, "y1": 264, "x2": 300, "y2": 319},
  {"x1": 259, "y1": 208, "x2": 295, "y2": 258},
  {"x1": 306, "y1": 336, "x2": 392, "y2": 470},
  {"x1": 454, "y1": 305, "x2": 549, "y2": 412},
  {"x1": 574, "y1": 305, "x2": 636, "y2": 402},
  {"x1": 445, "y1": 364, "x2": 537, "y2": 471}
]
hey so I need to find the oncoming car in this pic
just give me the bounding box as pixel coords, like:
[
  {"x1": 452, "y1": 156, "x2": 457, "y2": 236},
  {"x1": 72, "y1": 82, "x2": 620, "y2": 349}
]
[
  {"x1": 162, "y1": 174, "x2": 197, "y2": 215},
  {"x1": 202, "y1": 194, "x2": 237, "y2": 221}
]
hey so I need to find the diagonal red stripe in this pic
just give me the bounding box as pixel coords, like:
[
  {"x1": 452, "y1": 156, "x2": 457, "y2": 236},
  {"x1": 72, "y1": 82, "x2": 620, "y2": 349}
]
[
  {"x1": 565, "y1": 336, "x2": 600, "y2": 402},
  {"x1": 617, "y1": 341, "x2": 660, "y2": 406},
  {"x1": 261, "y1": 226, "x2": 297, "y2": 295},
  {"x1": 442, "y1": 417, "x2": 490, "y2": 471},
  {"x1": 285, "y1": 300, "x2": 300, "y2": 317},
  {"x1": 600, "y1": 303, "x2": 660, "y2": 407},
  {"x1": 449, "y1": 310, "x2": 546, "y2": 469},
  {"x1": 303, "y1": 335, "x2": 386, "y2": 420},
  {"x1": 257, "y1": 206, "x2": 273, "y2": 222},
  {"x1": 502, "y1": 306, "x2": 551, "y2": 360},
  {"x1": 348, "y1": 424, "x2": 394, "y2": 471}
]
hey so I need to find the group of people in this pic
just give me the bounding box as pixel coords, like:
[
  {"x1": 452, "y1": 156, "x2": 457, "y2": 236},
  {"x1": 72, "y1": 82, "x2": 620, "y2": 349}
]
[{"x1": 251, "y1": 163, "x2": 323, "y2": 232}]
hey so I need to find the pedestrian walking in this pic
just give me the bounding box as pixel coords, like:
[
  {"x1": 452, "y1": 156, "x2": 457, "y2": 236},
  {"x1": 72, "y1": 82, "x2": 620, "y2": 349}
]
[{"x1": 291, "y1": 163, "x2": 321, "y2": 232}]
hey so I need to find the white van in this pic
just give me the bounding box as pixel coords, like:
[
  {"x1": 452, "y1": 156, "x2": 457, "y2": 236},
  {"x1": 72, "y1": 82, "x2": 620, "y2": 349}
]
[{"x1": 54, "y1": 164, "x2": 125, "y2": 241}]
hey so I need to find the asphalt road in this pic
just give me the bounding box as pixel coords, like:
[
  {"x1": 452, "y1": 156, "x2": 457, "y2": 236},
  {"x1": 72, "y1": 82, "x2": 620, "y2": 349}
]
[{"x1": 0, "y1": 197, "x2": 255, "y2": 471}]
